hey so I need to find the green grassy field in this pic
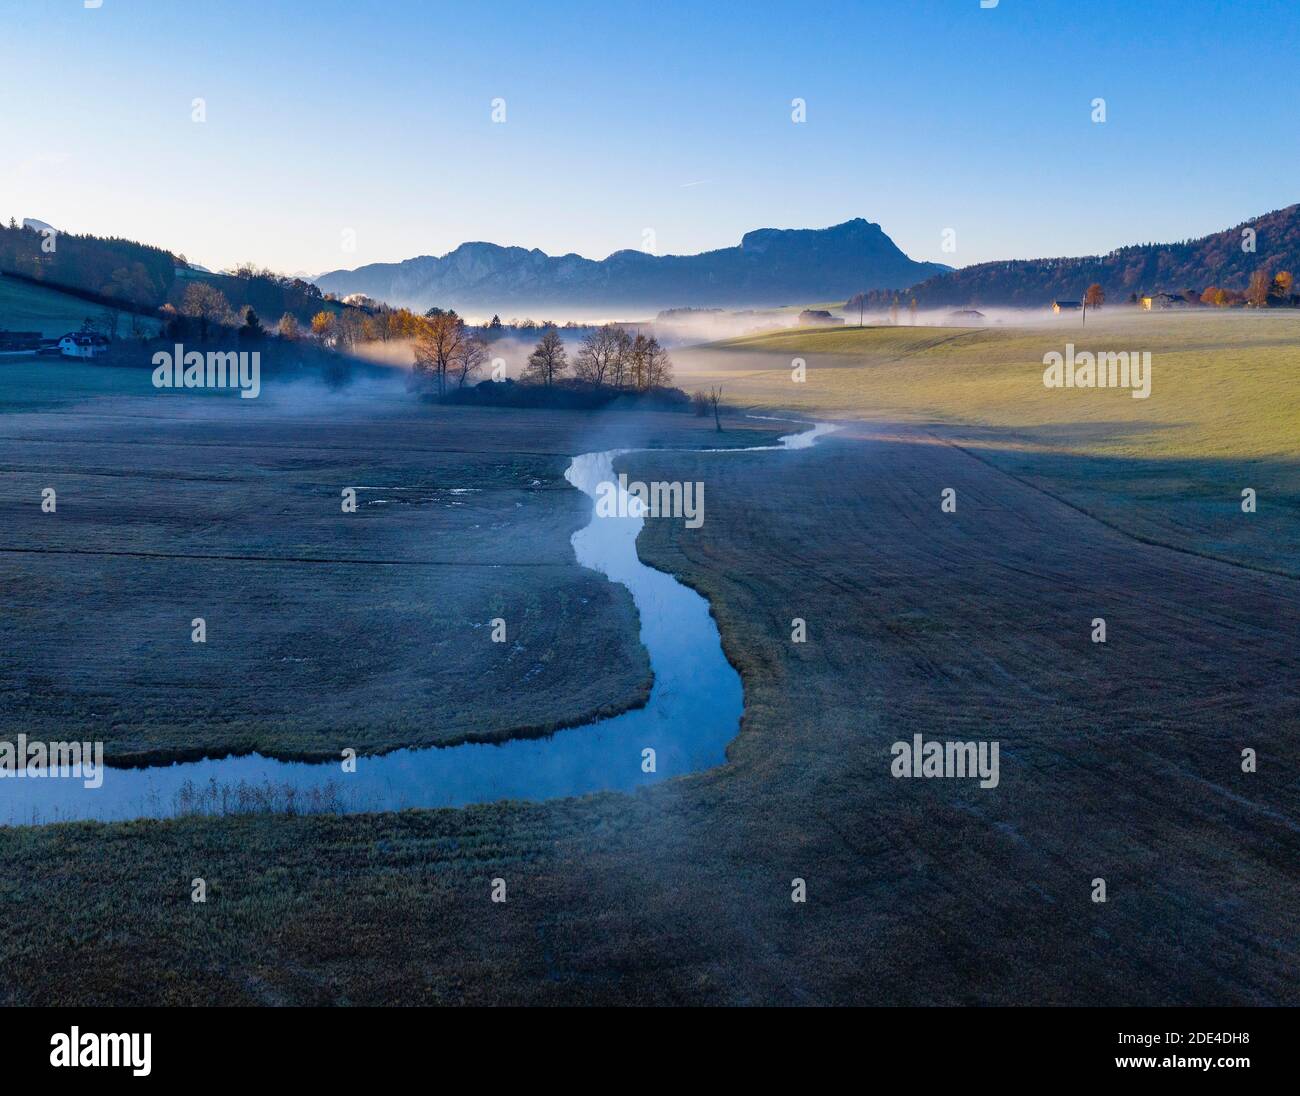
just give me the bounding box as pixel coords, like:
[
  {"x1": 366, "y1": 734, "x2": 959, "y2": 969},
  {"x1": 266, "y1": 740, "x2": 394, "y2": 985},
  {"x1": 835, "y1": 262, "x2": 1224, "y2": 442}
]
[
  {"x1": 678, "y1": 311, "x2": 1300, "y2": 575},
  {"x1": 0, "y1": 274, "x2": 161, "y2": 338}
]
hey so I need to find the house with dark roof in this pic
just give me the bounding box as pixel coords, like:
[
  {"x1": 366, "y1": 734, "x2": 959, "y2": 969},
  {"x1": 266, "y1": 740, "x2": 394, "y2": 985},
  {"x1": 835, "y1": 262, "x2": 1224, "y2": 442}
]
[
  {"x1": 797, "y1": 309, "x2": 845, "y2": 326},
  {"x1": 1051, "y1": 300, "x2": 1081, "y2": 313},
  {"x1": 56, "y1": 333, "x2": 110, "y2": 359}
]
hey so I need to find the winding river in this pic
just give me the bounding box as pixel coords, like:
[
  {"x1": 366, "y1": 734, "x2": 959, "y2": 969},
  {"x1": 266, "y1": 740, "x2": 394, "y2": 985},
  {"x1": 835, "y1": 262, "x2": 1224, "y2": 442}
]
[{"x1": 1, "y1": 420, "x2": 837, "y2": 825}]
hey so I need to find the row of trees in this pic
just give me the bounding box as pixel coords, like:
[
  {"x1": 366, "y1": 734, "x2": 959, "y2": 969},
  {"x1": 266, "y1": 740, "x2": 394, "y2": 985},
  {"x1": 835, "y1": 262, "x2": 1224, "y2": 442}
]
[
  {"x1": 411, "y1": 320, "x2": 675, "y2": 395},
  {"x1": 1083, "y1": 269, "x2": 1295, "y2": 311},
  {"x1": 563, "y1": 324, "x2": 673, "y2": 390},
  {"x1": 67, "y1": 270, "x2": 680, "y2": 401},
  {"x1": 1111, "y1": 269, "x2": 1295, "y2": 309}
]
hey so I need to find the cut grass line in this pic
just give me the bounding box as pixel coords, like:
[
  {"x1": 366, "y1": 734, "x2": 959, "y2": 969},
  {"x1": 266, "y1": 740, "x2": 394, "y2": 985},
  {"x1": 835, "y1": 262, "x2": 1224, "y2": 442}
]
[{"x1": 933, "y1": 429, "x2": 1300, "y2": 582}]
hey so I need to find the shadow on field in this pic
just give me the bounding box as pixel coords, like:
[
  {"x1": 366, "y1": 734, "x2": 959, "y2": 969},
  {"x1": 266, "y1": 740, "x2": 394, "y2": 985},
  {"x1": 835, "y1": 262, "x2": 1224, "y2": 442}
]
[{"x1": 919, "y1": 419, "x2": 1300, "y2": 577}]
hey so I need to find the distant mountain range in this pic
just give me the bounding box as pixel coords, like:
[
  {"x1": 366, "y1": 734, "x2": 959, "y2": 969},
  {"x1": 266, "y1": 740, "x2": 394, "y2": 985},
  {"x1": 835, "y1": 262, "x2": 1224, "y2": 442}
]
[
  {"x1": 314, "y1": 219, "x2": 951, "y2": 313},
  {"x1": 871, "y1": 204, "x2": 1300, "y2": 309}
]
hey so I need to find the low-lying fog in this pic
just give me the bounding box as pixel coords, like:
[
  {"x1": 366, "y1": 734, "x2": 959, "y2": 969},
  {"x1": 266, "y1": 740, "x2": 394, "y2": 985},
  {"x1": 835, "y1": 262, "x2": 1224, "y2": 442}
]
[{"x1": 353, "y1": 302, "x2": 1277, "y2": 381}]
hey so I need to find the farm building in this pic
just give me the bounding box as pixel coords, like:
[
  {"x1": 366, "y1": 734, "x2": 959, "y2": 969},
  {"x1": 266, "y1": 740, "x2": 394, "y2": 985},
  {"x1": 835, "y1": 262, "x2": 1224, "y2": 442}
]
[
  {"x1": 797, "y1": 309, "x2": 845, "y2": 326},
  {"x1": 1051, "y1": 300, "x2": 1081, "y2": 313},
  {"x1": 1140, "y1": 292, "x2": 1189, "y2": 311},
  {"x1": 56, "y1": 333, "x2": 111, "y2": 358}
]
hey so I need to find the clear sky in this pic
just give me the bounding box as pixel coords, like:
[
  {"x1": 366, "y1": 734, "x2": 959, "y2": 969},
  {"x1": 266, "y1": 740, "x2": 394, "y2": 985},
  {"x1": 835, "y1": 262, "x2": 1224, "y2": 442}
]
[{"x1": 3, "y1": 0, "x2": 1296, "y2": 277}]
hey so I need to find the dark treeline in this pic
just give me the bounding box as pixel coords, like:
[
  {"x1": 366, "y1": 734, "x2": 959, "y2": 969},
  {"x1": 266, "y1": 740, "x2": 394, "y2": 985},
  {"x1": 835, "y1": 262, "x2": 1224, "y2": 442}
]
[
  {"x1": 847, "y1": 203, "x2": 1300, "y2": 311},
  {"x1": 1, "y1": 220, "x2": 332, "y2": 324},
  {"x1": 1, "y1": 220, "x2": 173, "y2": 309}
]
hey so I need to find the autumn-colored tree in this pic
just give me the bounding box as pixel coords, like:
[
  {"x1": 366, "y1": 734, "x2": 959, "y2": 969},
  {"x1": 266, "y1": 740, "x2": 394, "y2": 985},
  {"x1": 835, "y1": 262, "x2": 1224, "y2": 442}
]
[
  {"x1": 335, "y1": 308, "x2": 370, "y2": 348},
  {"x1": 1200, "y1": 286, "x2": 1222, "y2": 307},
  {"x1": 1271, "y1": 271, "x2": 1293, "y2": 300},
  {"x1": 379, "y1": 308, "x2": 419, "y2": 341},
  {"x1": 523, "y1": 326, "x2": 568, "y2": 386},
  {"x1": 277, "y1": 313, "x2": 300, "y2": 340},
  {"x1": 1084, "y1": 283, "x2": 1105, "y2": 309},
  {"x1": 414, "y1": 311, "x2": 471, "y2": 395},
  {"x1": 1247, "y1": 267, "x2": 1272, "y2": 308},
  {"x1": 310, "y1": 310, "x2": 336, "y2": 343}
]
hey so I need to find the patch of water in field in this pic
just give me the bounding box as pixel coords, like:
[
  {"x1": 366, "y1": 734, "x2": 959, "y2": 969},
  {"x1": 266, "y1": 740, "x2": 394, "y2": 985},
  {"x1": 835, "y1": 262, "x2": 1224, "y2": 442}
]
[{"x1": 1, "y1": 420, "x2": 836, "y2": 824}]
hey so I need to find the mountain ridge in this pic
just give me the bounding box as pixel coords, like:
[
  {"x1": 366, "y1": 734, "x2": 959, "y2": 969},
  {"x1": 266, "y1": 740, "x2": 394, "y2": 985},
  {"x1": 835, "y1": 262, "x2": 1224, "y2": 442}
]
[{"x1": 314, "y1": 218, "x2": 951, "y2": 313}]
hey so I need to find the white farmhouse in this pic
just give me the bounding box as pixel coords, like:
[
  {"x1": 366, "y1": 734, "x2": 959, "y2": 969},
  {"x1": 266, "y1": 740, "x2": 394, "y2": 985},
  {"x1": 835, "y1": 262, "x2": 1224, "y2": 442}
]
[{"x1": 57, "y1": 333, "x2": 110, "y2": 359}]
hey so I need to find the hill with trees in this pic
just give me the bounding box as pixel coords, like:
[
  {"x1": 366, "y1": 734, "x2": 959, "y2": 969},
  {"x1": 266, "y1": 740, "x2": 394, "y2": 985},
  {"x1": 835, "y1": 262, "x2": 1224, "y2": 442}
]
[
  {"x1": 0, "y1": 219, "x2": 339, "y2": 326},
  {"x1": 850, "y1": 204, "x2": 1300, "y2": 310}
]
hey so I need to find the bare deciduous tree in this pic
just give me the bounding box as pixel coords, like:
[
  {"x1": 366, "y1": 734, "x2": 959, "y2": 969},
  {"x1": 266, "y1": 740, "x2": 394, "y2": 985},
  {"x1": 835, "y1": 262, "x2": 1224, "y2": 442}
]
[
  {"x1": 642, "y1": 335, "x2": 672, "y2": 389},
  {"x1": 523, "y1": 326, "x2": 568, "y2": 386},
  {"x1": 180, "y1": 282, "x2": 233, "y2": 341},
  {"x1": 454, "y1": 331, "x2": 488, "y2": 388},
  {"x1": 608, "y1": 326, "x2": 633, "y2": 389},
  {"x1": 574, "y1": 325, "x2": 619, "y2": 386}
]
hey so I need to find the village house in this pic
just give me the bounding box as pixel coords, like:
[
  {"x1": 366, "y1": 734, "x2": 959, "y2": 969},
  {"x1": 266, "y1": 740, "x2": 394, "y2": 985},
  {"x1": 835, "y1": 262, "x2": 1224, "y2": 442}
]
[
  {"x1": 1051, "y1": 300, "x2": 1081, "y2": 314},
  {"x1": 1140, "y1": 292, "x2": 1188, "y2": 311},
  {"x1": 56, "y1": 332, "x2": 111, "y2": 359},
  {"x1": 797, "y1": 309, "x2": 845, "y2": 326}
]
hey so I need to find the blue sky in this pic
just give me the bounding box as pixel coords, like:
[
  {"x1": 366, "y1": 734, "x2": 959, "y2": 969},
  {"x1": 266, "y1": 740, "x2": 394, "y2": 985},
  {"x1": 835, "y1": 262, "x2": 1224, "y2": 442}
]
[{"x1": 2, "y1": 0, "x2": 1296, "y2": 276}]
